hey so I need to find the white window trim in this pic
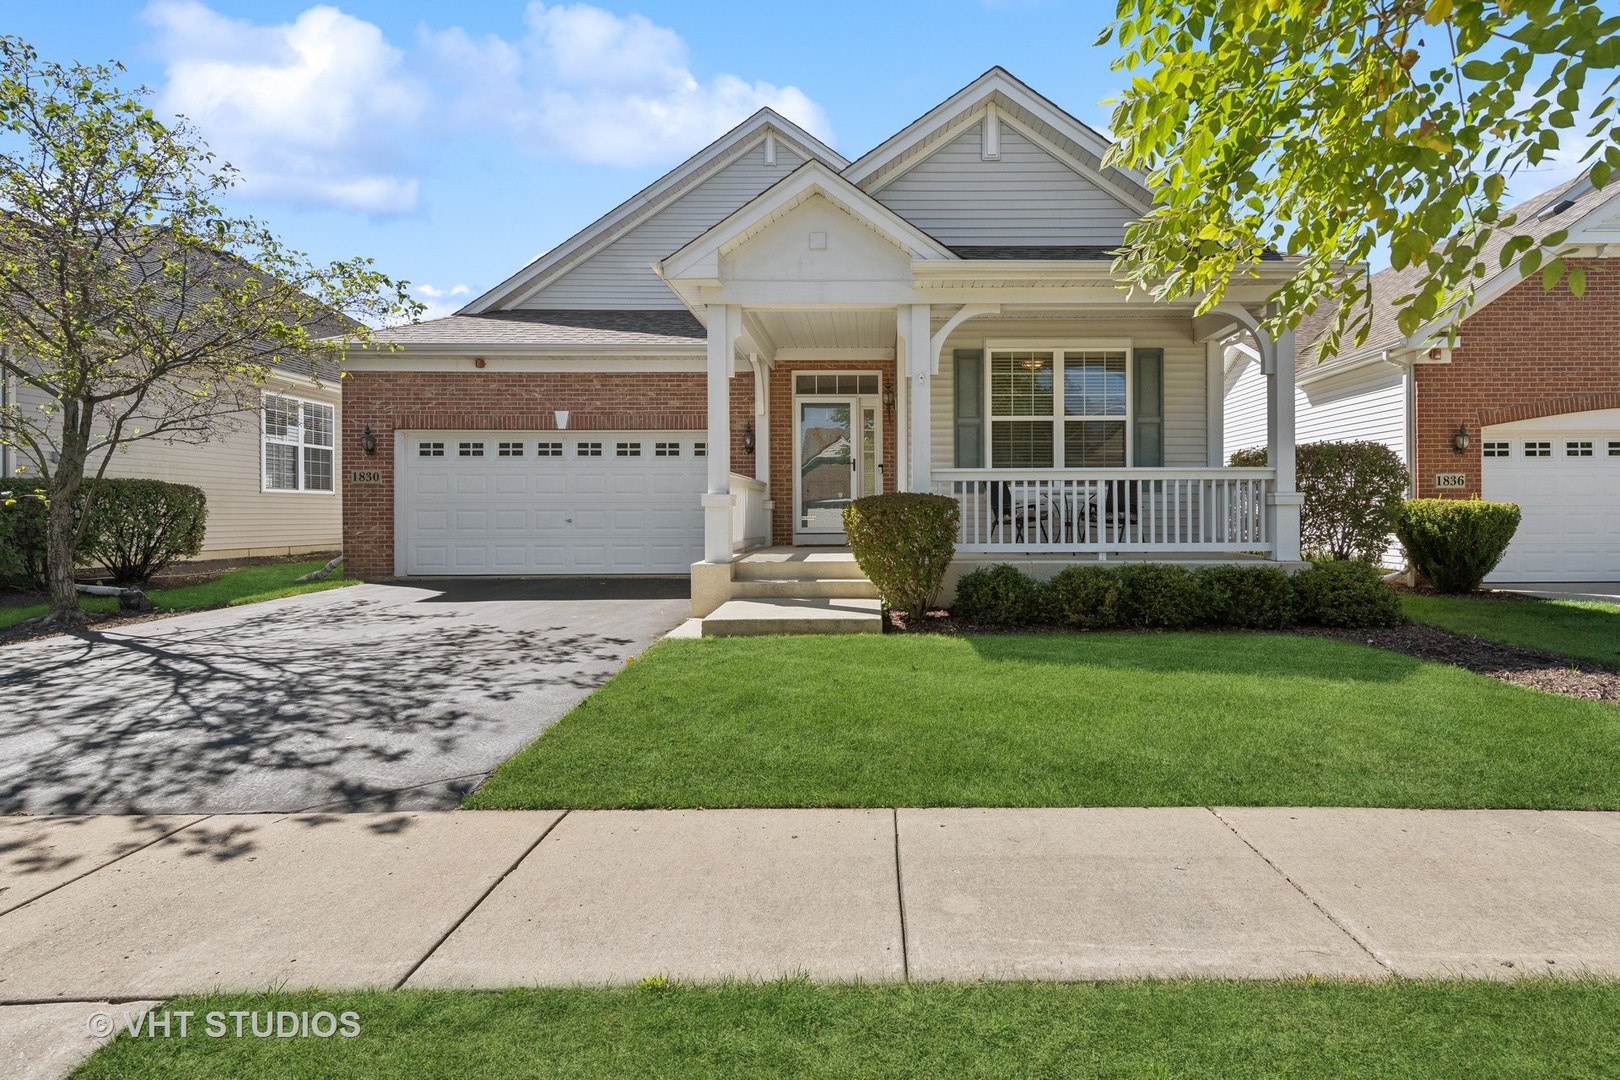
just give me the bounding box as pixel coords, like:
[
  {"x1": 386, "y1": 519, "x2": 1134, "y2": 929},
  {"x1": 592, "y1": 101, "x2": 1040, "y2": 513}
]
[
  {"x1": 261, "y1": 391, "x2": 337, "y2": 494},
  {"x1": 983, "y1": 342, "x2": 1135, "y2": 469}
]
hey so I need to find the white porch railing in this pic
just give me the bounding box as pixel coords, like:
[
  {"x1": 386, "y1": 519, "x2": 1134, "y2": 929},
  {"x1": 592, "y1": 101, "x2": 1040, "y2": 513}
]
[
  {"x1": 932, "y1": 468, "x2": 1276, "y2": 555},
  {"x1": 730, "y1": 473, "x2": 770, "y2": 552}
]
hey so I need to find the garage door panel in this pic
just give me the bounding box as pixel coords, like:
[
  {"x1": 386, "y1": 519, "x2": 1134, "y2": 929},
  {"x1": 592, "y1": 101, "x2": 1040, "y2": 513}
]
[
  {"x1": 1483, "y1": 421, "x2": 1620, "y2": 582},
  {"x1": 401, "y1": 430, "x2": 704, "y2": 575}
]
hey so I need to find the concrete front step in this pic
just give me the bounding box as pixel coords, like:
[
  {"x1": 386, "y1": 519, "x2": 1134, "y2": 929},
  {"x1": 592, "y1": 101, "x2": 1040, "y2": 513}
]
[
  {"x1": 701, "y1": 597, "x2": 883, "y2": 637},
  {"x1": 733, "y1": 548, "x2": 867, "y2": 582},
  {"x1": 731, "y1": 577, "x2": 880, "y2": 600}
]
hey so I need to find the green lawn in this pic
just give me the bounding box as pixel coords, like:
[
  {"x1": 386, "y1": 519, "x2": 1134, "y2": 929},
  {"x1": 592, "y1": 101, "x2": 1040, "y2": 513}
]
[
  {"x1": 0, "y1": 559, "x2": 353, "y2": 632},
  {"x1": 465, "y1": 633, "x2": 1620, "y2": 811},
  {"x1": 1403, "y1": 593, "x2": 1620, "y2": 670},
  {"x1": 74, "y1": 980, "x2": 1620, "y2": 1079}
]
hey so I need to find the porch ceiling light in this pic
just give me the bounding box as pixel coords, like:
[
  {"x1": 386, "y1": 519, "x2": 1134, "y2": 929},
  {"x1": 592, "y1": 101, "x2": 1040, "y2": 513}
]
[
  {"x1": 1452, "y1": 424, "x2": 1469, "y2": 453},
  {"x1": 360, "y1": 425, "x2": 377, "y2": 456},
  {"x1": 742, "y1": 421, "x2": 756, "y2": 455}
]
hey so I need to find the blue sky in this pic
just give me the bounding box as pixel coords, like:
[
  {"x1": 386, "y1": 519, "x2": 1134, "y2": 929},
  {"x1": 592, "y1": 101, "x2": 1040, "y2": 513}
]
[{"x1": 7, "y1": 2, "x2": 1599, "y2": 318}]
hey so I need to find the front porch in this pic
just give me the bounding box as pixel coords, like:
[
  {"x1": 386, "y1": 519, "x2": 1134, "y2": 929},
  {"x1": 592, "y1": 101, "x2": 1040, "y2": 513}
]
[{"x1": 658, "y1": 166, "x2": 1305, "y2": 619}]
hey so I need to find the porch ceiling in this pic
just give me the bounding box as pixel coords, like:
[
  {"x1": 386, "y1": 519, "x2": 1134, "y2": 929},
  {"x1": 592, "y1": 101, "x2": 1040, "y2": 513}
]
[{"x1": 748, "y1": 308, "x2": 897, "y2": 352}]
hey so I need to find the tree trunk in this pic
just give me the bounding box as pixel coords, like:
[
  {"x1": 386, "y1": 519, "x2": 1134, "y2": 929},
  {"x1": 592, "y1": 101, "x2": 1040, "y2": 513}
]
[{"x1": 45, "y1": 412, "x2": 90, "y2": 632}]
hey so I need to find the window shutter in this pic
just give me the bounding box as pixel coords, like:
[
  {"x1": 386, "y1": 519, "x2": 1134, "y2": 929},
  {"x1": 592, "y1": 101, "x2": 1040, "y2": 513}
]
[
  {"x1": 954, "y1": 349, "x2": 984, "y2": 468},
  {"x1": 1132, "y1": 347, "x2": 1164, "y2": 467}
]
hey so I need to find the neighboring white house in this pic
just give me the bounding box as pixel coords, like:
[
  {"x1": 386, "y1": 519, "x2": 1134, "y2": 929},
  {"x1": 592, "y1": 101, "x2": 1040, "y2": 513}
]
[
  {"x1": 344, "y1": 68, "x2": 1310, "y2": 616},
  {"x1": 1225, "y1": 171, "x2": 1620, "y2": 584}
]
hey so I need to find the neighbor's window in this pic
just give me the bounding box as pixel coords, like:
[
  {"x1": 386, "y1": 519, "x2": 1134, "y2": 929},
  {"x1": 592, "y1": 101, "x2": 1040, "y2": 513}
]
[
  {"x1": 262, "y1": 394, "x2": 334, "y2": 492},
  {"x1": 989, "y1": 348, "x2": 1128, "y2": 468}
]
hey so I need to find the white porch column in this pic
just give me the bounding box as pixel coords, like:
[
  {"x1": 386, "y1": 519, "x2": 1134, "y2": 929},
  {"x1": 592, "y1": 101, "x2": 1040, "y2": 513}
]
[
  {"x1": 751, "y1": 354, "x2": 770, "y2": 485},
  {"x1": 1264, "y1": 325, "x2": 1302, "y2": 562},
  {"x1": 899, "y1": 304, "x2": 933, "y2": 492},
  {"x1": 702, "y1": 304, "x2": 738, "y2": 564}
]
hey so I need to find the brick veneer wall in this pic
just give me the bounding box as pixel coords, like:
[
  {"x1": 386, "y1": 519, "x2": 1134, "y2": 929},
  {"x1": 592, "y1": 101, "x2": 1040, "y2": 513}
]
[
  {"x1": 341, "y1": 368, "x2": 750, "y2": 578},
  {"x1": 767, "y1": 359, "x2": 898, "y2": 545},
  {"x1": 1413, "y1": 258, "x2": 1620, "y2": 498}
]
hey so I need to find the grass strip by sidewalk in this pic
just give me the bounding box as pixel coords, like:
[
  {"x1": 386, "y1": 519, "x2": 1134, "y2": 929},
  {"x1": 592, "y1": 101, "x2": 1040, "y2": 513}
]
[
  {"x1": 75, "y1": 979, "x2": 1620, "y2": 1079},
  {"x1": 0, "y1": 560, "x2": 353, "y2": 632},
  {"x1": 465, "y1": 633, "x2": 1620, "y2": 811},
  {"x1": 1402, "y1": 593, "x2": 1620, "y2": 670}
]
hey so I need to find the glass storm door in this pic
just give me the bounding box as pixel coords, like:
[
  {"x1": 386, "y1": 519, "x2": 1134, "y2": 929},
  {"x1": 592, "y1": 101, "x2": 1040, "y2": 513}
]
[{"x1": 796, "y1": 395, "x2": 882, "y2": 541}]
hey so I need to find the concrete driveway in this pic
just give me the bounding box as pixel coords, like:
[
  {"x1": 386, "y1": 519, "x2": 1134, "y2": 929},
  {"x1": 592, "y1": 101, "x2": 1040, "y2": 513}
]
[
  {"x1": 0, "y1": 578, "x2": 690, "y2": 815},
  {"x1": 1490, "y1": 582, "x2": 1620, "y2": 603}
]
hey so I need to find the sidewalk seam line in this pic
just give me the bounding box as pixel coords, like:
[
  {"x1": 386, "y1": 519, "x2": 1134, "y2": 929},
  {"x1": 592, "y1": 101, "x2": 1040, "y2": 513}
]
[
  {"x1": 892, "y1": 808, "x2": 910, "y2": 981},
  {"x1": 0, "y1": 815, "x2": 214, "y2": 921},
  {"x1": 0, "y1": 995, "x2": 164, "y2": 1007},
  {"x1": 392, "y1": 810, "x2": 571, "y2": 990},
  {"x1": 1206, "y1": 807, "x2": 1393, "y2": 974}
]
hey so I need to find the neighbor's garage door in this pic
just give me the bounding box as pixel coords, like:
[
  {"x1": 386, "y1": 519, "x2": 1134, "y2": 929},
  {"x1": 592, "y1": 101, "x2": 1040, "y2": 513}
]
[
  {"x1": 401, "y1": 431, "x2": 706, "y2": 575},
  {"x1": 1481, "y1": 411, "x2": 1620, "y2": 582}
]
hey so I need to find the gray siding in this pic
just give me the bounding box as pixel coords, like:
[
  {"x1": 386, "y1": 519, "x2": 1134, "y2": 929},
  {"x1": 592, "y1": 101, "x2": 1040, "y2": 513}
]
[
  {"x1": 1224, "y1": 361, "x2": 1408, "y2": 464},
  {"x1": 874, "y1": 122, "x2": 1136, "y2": 246},
  {"x1": 930, "y1": 316, "x2": 1207, "y2": 471},
  {"x1": 522, "y1": 140, "x2": 804, "y2": 310}
]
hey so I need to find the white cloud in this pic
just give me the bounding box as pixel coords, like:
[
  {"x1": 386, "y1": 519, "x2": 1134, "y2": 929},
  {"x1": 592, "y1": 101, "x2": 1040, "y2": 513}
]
[
  {"x1": 412, "y1": 283, "x2": 471, "y2": 321},
  {"x1": 419, "y1": 2, "x2": 834, "y2": 166},
  {"x1": 140, "y1": 2, "x2": 832, "y2": 212},
  {"x1": 143, "y1": 1, "x2": 429, "y2": 213}
]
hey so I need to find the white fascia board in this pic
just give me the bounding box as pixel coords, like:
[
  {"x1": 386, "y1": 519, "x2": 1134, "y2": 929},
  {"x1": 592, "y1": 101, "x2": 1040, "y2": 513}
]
[
  {"x1": 462, "y1": 111, "x2": 847, "y2": 315},
  {"x1": 661, "y1": 161, "x2": 958, "y2": 281},
  {"x1": 344, "y1": 353, "x2": 704, "y2": 373},
  {"x1": 346, "y1": 342, "x2": 704, "y2": 359}
]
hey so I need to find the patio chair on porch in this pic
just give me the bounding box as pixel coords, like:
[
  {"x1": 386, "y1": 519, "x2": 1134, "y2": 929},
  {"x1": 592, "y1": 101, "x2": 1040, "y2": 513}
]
[
  {"x1": 1091, "y1": 480, "x2": 1141, "y2": 539},
  {"x1": 990, "y1": 480, "x2": 1049, "y2": 544}
]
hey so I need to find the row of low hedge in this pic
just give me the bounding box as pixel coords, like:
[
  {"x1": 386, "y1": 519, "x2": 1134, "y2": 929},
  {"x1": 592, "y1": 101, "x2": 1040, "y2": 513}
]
[
  {"x1": 953, "y1": 560, "x2": 1403, "y2": 630},
  {"x1": 0, "y1": 477, "x2": 208, "y2": 588}
]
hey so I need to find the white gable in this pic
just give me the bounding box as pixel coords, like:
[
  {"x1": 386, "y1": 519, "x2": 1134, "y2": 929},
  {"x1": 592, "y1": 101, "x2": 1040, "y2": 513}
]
[
  {"x1": 722, "y1": 194, "x2": 915, "y2": 286},
  {"x1": 873, "y1": 119, "x2": 1137, "y2": 247},
  {"x1": 521, "y1": 139, "x2": 805, "y2": 310}
]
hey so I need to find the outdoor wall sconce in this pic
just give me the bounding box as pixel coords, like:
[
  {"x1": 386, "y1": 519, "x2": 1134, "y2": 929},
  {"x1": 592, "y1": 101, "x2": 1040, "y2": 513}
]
[
  {"x1": 882, "y1": 385, "x2": 895, "y2": 409},
  {"x1": 1452, "y1": 424, "x2": 1470, "y2": 453},
  {"x1": 742, "y1": 421, "x2": 756, "y2": 454},
  {"x1": 360, "y1": 425, "x2": 377, "y2": 456}
]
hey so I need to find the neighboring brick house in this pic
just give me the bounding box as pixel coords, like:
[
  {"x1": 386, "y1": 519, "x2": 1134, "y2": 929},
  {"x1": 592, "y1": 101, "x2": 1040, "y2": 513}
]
[
  {"x1": 344, "y1": 68, "x2": 1317, "y2": 615},
  {"x1": 1226, "y1": 172, "x2": 1620, "y2": 583}
]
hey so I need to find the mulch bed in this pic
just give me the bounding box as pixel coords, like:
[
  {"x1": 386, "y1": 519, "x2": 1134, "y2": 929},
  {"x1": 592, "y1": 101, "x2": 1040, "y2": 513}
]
[
  {"x1": 1298, "y1": 623, "x2": 1620, "y2": 704},
  {"x1": 887, "y1": 610, "x2": 1620, "y2": 704}
]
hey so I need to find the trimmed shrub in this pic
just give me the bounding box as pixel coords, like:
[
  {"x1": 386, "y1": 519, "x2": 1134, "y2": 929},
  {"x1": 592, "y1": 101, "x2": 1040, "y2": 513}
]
[
  {"x1": 1230, "y1": 440, "x2": 1410, "y2": 562},
  {"x1": 843, "y1": 492, "x2": 959, "y2": 619},
  {"x1": 1116, "y1": 563, "x2": 1199, "y2": 629},
  {"x1": 0, "y1": 480, "x2": 51, "y2": 589},
  {"x1": 1046, "y1": 565, "x2": 1123, "y2": 630},
  {"x1": 1192, "y1": 564, "x2": 1295, "y2": 629},
  {"x1": 952, "y1": 563, "x2": 1049, "y2": 626},
  {"x1": 1395, "y1": 497, "x2": 1522, "y2": 594},
  {"x1": 80, "y1": 479, "x2": 208, "y2": 586},
  {"x1": 1292, "y1": 559, "x2": 1403, "y2": 627}
]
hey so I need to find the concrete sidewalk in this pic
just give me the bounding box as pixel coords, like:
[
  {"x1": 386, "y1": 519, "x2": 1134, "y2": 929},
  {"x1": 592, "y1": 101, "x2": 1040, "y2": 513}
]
[{"x1": 4, "y1": 807, "x2": 1620, "y2": 1076}]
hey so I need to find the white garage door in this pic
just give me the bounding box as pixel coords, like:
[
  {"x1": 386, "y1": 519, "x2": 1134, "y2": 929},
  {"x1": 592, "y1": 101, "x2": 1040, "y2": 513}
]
[
  {"x1": 1481, "y1": 410, "x2": 1620, "y2": 582},
  {"x1": 401, "y1": 431, "x2": 706, "y2": 575}
]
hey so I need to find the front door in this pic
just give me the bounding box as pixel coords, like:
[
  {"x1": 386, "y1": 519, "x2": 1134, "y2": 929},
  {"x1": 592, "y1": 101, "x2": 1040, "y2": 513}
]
[{"x1": 795, "y1": 393, "x2": 882, "y2": 542}]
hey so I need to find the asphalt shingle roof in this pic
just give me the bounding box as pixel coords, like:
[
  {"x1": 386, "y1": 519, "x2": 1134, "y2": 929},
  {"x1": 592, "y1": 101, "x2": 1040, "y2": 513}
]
[
  {"x1": 1298, "y1": 172, "x2": 1614, "y2": 373},
  {"x1": 373, "y1": 308, "x2": 706, "y2": 348}
]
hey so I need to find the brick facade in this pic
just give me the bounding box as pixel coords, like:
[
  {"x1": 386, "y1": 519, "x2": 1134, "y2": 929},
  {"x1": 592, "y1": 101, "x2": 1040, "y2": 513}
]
[
  {"x1": 340, "y1": 367, "x2": 749, "y2": 578},
  {"x1": 767, "y1": 359, "x2": 898, "y2": 545},
  {"x1": 1413, "y1": 257, "x2": 1620, "y2": 498}
]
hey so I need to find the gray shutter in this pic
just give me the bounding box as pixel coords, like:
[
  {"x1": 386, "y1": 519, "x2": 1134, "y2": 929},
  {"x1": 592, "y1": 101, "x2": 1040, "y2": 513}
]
[
  {"x1": 954, "y1": 349, "x2": 984, "y2": 468},
  {"x1": 1132, "y1": 347, "x2": 1164, "y2": 467}
]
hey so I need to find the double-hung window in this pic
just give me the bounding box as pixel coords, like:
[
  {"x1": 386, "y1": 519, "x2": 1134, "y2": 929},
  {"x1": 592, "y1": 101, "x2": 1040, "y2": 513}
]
[
  {"x1": 262, "y1": 394, "x2": 335, "y2": 492},
  {"x1": 989, "y1": 347, "x2": 1129, "y2": 468}
]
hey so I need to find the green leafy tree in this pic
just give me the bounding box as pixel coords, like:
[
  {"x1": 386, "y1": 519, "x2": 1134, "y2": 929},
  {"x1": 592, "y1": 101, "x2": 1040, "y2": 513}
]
[
  {"x1": 0, "y1": 37, "x2": 419, "y2": 630},
  {"x1": 1101, "y1": 0, "x2": 1620, "y2": 355}
]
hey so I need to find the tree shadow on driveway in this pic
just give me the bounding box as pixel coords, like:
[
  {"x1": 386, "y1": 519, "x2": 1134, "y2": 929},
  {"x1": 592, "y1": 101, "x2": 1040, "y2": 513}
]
[{"x1": 0, "y1": 594, "x2": 639, "y2": 815}]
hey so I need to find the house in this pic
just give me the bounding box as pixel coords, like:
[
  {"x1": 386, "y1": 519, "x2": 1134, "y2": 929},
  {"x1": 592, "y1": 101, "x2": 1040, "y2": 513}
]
[
  {"x1": 2, "y1": 350, "x2": 343, "y2": 562},
  {"x1": 1225, "y1": 171, "x2": 1620, "y2": 583},
  {"x1": 342, "y1": 68, "x2": 1309, "y2": 619}
]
